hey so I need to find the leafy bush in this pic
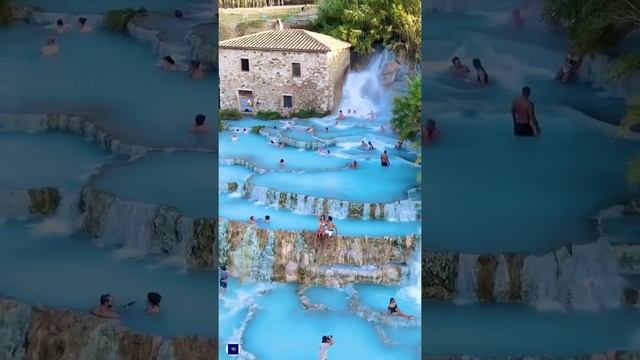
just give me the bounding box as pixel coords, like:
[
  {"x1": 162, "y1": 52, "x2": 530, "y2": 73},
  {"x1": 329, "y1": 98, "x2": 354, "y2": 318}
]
[
  {"x1": 313, "y1": 0, "x2": 421, "y2": 63},
  {"x1": 219, "y1": 108, "x2": 242, "y2": 120},
  {"x1": 105, "y1": 7, "x2": 146, "y2": 33},
  {"x1": 390, "y1": 75, "x2": 421, "y2": 142},
  {"x1": 256, "y1": 110, "x2": 284, "y2": 120},
  {"x1": 0, "y1": 0, "x2": 12, "y2": 26},
  {"x1": 290, "y1": 108, "x2": 327, "y2": 118}
]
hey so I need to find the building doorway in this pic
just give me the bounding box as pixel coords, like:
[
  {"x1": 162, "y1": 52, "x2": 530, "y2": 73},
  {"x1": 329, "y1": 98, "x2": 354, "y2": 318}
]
[{"x1": 238, "y1": 90, "x2": 254, "y2": 113}]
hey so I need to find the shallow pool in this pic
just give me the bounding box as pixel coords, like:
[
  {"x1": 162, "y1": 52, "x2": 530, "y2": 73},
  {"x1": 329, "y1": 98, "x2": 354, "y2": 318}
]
[
  {"x1": 0, "y1": 221, "x2": 215, "y2": 338},
  {"x1": 91, "y1": 151, "x2": 215, "y2": 218},
  {"x1": 0, "y1": 23, "x2": 216, "y2": 148},
  {"x1": 0, "y1": 131, "x2": 110, "y2": 189}
]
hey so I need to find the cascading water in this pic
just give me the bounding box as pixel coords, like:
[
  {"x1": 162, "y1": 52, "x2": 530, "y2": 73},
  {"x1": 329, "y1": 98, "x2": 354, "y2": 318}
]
[
  {"x1": 339, "y1": 49, "x2": 396, "y2": 118},
  {"x1": 30, "y1": 189, "x2": 79, "y2": 237},
  {"x1": 399, "y1": 243, "x2": 422, "y2": 306}
]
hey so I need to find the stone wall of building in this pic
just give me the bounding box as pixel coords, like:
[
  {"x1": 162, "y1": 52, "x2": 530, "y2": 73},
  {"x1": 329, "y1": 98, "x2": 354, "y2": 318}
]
[{"x1": 219, "y1": 47, "x2": 349, "y2": 114}]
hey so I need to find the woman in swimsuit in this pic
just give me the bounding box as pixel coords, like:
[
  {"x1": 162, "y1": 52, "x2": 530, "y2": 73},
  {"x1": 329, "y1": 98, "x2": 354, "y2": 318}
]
[
  {"x1": 387, "y1": 298, "x2": 413, "y2": 319},
  {"x1": 316, "y1": 215, "x2": 327, "y2": 239}
]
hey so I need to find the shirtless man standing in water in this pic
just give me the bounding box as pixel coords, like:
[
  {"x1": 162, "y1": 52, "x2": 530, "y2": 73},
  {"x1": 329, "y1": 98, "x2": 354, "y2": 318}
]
[{"x1": 511, "y1": 86, "x2": 539, "y2": 137}]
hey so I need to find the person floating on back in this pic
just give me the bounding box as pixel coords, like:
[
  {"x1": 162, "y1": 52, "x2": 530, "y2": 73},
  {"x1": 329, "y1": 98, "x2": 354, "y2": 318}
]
[
  {"x1": 450, "y1": 56, "x2": 470, "y2": 74},
  {"x1": 191, "y1": 113, "x2": 208, "y2": 133},
  {"x1": 511, "y1": 86, "x2": 540, "y2": 137},
  {"x1": 387, "y1": 297, "x2": 413, "y2": 319},
  {"x1": 41, "y1": 37, "x2": 59, "y2": 56},
  {"x1": 91, "y1": 294, "x2": 120, "y2": 319},
  {"x1": 145, "y1": 292, "x2": 161, "y2": 315},
  {"x1": 380, "y1": 150, "x2": 390, "y2": 166},
  {"x1": 472, "y1": 58, "x2": 488, "y2": 84}
]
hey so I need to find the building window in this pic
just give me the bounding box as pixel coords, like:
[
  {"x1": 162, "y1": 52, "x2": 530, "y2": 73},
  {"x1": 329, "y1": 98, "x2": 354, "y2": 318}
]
[
  {"x1": 241, "y1": 58, "x2": 249, "y2": 72},
  {"x1": 292, "y1": 63, "x2": 301, "y2": 77},
  {"x1": 283, "y1": 95, "x2": 293, "y2": 109}
]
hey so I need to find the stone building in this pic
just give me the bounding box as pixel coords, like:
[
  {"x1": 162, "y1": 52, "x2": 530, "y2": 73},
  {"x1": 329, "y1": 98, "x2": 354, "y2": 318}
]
[{"x1": 219, "y1": 28, "x2": 351, "y2": 114}]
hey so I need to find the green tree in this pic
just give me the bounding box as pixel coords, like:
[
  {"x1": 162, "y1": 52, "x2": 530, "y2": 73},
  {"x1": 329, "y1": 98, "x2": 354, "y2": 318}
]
[
  {"x1": 391, "y1": 75, "x2": 422, "y2": 143},
  {"x1": 543, "y1": 0, "x2": 640, "y2": 188},
  {"x1": 313, "y1": 0, "x2": 421, "y2": 63}
]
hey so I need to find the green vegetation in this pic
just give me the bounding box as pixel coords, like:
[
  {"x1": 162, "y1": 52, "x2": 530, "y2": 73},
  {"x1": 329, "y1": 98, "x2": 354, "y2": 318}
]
[
  {"x1": 0, "y1": 0, "x2": 12, "y2": 25},
  {"x1": 219, "y1": 0, "x2": 311, "y2": 8},
  {"x1": 219, "y1": 108, "x2": 242, "y2": 120},
  {"x1": 235, "y1": 19, "x2": 265, "y2": 36},
  {"x1": 256, "y1": 110, "x2": 285, "y2": 120},
  {"x1": 391, "y1": 75, "x2": 421, "y2": 142},
  {"x1": 313, "y1": 0, "x2": 421, "y2": 63},
  {"x1": 543, "y1": 0, "x2": 640, "y2": 188},
  {"x1": 105, "y1": 7, "x2": 146, "y2": 33},
  {"x1": 390, "y1": 75, "x2": 421, "y2": 183},
  {"x1": 290, "y1": 108, "x2": 327, "y2": 118}
]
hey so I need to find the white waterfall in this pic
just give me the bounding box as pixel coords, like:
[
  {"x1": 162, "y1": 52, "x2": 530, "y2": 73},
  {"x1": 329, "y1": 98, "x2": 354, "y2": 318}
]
[
  {"x1": 339, "y1": 49, "x2": 394, "y2": 117},
  {"x1": 31, "y1": 189, "x2": 79, "y2": 237},
  {"x1": 521, "y1": 239, "x2": 624, "y2": 311},
  {"x1": 454, "y1": 253, "x2": 478, "y2": 304},
  {"x1": 399, "y1": 244, "x2": 422, "y2": 306},
  {"x1": 99, "y1": 198, "x2": 158, "y2": 258}
]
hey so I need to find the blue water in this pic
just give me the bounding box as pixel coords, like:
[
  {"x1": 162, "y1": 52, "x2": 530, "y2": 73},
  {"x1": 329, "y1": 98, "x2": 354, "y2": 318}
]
[
  {"x1": 0, "y1": 221, "x2": 215, "y2": 338},
  {"x1": 0, "y1": 131, "x2": 110, "y2": 189},
  {"x1": 424, "y1": 301, "x2": 640, "y2": 356},
  {"x1": 17, "y1": 0, "x2": 211, "y2": 14},
  {"x1": 219, "y1": 193, "x2": 419, "y2": 236},
  {"x1": 0, "y1": 23, "x2": 216, "y2": 148},
  {"x1": 225, "y1": 283, "x2": 420, "y2": 360},
  {"x1": 422, "y1": 8, "x2": 638, "y2": 253},
  {"x1": 250, "y1": 158, "x2": 418, "y2": 203},
  {"x1": 91, "y1": 151, "x2": 215, "y2": 217},
  {"x1": 219, "y1": 164, "x2": 253, "y2": 185}
]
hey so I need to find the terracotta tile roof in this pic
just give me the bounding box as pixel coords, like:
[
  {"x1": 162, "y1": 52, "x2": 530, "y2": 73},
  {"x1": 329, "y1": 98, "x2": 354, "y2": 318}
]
[{"x1": 219, "y1": 29, "x2": 351, "y2": 53}]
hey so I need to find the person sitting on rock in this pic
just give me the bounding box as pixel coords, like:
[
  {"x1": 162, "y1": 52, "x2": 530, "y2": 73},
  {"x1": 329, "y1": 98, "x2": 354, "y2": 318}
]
[
  {"x1": 91, "y1": 294, "x2": 120, "y2": 319},
  {"x1": 387, "y1": 297, "x2": 413, "y2": 319},
  {"x1": 324, "y1": 216, "x2": 337, "y2": 238},
  {"x1": 145, "y1": 292, "x2": 161, "y2": 315},
  {"x1": 316, "y1": 215, "x2": 327, "y2": 239}
]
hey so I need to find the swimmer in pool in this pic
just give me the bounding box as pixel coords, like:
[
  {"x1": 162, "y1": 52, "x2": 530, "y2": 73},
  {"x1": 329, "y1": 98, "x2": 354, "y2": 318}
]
[
  {"x1": 78, "y1": 17, "x2": 92, "y2": 33},
  {"x1": 449, "y1": 56, "x2": 470, "y2": 74},
  {"x1": 263, "y1": 215, "x2": 270, "y2": 224},
  {"x1": 174, "y1": 10, "x2": 183, "y2": 18},
  {"x1": 242, "y1": 128, "x2": 248, "y2": 134},
  {"x1": 348, "y1": 160, "x2": 358, "y2": 169},
  {"x1": 511, "y1": 86, "x2": 540, "y2": 137},
  {"x1": 54, "y1": 19, "x2": 70, "y2": 34},
  {"x1": 338, "y1": 110, "x2": 346, "y2": 120},
  {"x1": 91, "y1": 294, "x2": 120, "y2": 319},
  {"x1": 278, "y1": 141, "x2": 284, "y2": 148},
  {"x1": 163, "y1": 55, "x2": 176, "y2": 71},
  {"x1": 279, "y1": 159, "x2": 285, "y2": 168},
  {"x1": 387, "y1": 298, "x2": 413, "y2": 319},
  {"x1": 190, "y1": 60, "x2": 204, "y2": 80},
  {"x1": 380, "y1": 150, "x2": 390, "y2": 166},
  {"x1": 368, "y1": 141, "x2": 374, "y2": 150},
  {"x1": 248, "y1": 216, "x2": 257, "y2": 224},
  {"x1": 232, "y1": 133, "x2": 238, "y2": 141},
  {"x1": 325, "y1": 127, "x2": 329, "y2": 132},
  {"x1": 424, "y1": 119, "x2": 440, "y2": 144},
  {"x1": 472, "y1": 58, "x2": 488, "y2": 84},
  {"x1": 191, "y1": 114, "x2": 209, "y2": 133},
  {"x1": 368, "y1": 111, "x2": 376, "y2": 121},
  {"x1": 512, "y1": 9, "x2": 524, "y2": 28},
  {"x1": 145, "y1": 292, "x2": 161, "y2": 315},
  {"x1": 555, "y1": 52, "x2": 581, "y2": 83},
  {"x1": 41, "y1": 37, "x2": 59, "y2": 56},
  {"x1": 361, "y1": 140, "x2": 368, "y2": 149}
]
